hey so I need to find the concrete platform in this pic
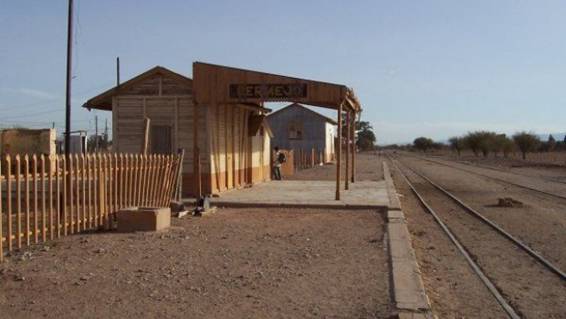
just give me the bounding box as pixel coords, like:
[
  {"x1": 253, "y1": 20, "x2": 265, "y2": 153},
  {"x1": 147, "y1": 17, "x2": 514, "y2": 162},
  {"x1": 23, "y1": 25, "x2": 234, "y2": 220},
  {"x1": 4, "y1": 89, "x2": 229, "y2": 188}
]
[{"x1": 208, "y1": 180, "x2": 390, "y2": 210}]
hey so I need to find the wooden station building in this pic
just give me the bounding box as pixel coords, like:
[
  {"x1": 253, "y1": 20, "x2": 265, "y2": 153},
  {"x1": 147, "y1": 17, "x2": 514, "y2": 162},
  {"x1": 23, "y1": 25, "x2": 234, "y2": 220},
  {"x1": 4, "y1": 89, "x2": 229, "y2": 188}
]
[
  {"x1": 84, "y1": 62, "x2": 361, "y2": 200},
  {"x1": 83, "y1": 66, "x2": 272, "y2": 197}
]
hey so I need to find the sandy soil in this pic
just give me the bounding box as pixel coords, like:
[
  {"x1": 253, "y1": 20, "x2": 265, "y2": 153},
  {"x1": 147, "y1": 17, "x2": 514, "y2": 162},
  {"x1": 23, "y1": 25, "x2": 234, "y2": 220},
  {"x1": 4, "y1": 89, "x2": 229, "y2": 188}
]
[
  {"x1": 287, "y1": 152, "x2": 383, "y2": 181},
  {"x1": 392, "y1": 155, "x2": 566, "y2": 318},
  {"x1": 0, "y1": 209, "x2": 391, "y2": 319}
]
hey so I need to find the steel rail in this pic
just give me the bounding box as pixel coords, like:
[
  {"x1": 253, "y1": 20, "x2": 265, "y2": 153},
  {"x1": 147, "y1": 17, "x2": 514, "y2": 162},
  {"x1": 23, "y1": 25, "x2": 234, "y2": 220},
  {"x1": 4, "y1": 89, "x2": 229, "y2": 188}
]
[
  {"x1": 393, "y1": 155, "x2": 566, "y2": 281},
  {"x1": 388, "y1": 157, "x2": 521, "y2": 319},
  {"x1": 430, "y1": 155, "x2": 566, "y2": 186},
  {"x1": 404, "y1": 153, "x2": 566, "y2": 201}
]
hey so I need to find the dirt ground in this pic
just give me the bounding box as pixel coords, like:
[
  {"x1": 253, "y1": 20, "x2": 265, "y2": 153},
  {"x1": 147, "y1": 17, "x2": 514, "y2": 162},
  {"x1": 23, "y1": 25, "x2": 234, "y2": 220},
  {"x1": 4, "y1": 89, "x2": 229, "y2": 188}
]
[
  {"x1": 399, "y1": 155, "x2": 566, "y2": 269},
  {"x1": 287, "y1": 152, "x2": 383, "y2": 181},
  {"x1": 0, "y1": 209, "x2": 391, "y2": 319},
  {"x1": 388, "y1": 159, "x2": 507, "y2": 318},
  {"x1": 390, "y1": 154, "x2": 566, "y2": 318},
  {"x1": 432, "y1": 151, "x2": 566, "y2": 183}
]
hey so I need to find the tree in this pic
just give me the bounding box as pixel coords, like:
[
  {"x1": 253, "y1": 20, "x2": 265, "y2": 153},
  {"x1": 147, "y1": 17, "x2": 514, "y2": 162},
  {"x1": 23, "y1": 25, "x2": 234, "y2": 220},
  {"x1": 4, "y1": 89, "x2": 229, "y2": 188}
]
[
  {"x1": 548, "y1": 134, "x2": 556, "y2": 151},
  {"x1": 413, "y1": 137, "x2": 435, "y2": 152},
  {"x1": 463, "y1": 131, "x2": 496, "y2": 157},
  {"x1": 513, "y1": 132, "x2": 540, "y2": 160},
  {"x1": 355, "y1": 121, "x2": 376, "y2": 151},
  {"x1": 492, "y1": 134, "x2": 514, "y2": 157},
  {"x1": 448, "y1": 137, "x2": 464, "y2": 156}
]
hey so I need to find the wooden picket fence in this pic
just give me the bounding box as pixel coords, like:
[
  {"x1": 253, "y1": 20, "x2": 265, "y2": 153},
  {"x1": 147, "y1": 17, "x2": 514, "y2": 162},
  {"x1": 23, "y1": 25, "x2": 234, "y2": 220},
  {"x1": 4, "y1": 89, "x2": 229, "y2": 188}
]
[
  {"x1": 0, "y1": 153, "x2": 183, "y2": 262},
  {"x1": 293, "y1": 148, "x2": 325, "y2": 171}
]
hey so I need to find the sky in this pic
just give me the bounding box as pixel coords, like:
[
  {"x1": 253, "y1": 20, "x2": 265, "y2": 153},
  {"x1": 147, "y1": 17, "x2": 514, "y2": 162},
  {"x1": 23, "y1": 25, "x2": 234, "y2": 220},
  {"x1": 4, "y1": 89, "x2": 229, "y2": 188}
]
[{"x1": 1, "y1": 0, "x2": 566, "y2": 144}]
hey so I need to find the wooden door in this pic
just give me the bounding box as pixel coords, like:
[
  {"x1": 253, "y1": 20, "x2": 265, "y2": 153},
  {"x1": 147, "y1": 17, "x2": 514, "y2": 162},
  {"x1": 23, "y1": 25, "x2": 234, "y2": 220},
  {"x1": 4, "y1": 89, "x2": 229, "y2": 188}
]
[{"x1": 150, "y1": 125, "x2": 172, "y2": 154}]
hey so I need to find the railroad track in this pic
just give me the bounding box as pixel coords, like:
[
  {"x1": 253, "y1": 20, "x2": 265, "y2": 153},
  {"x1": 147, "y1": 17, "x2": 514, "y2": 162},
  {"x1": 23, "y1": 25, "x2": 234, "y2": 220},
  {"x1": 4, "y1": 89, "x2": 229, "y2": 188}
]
[
  {"x1": 400, "y1": 153, "x2": 566, "y2": 201},
  {"x1": 386, "y1": 155, "x2": 566, "y2": 318},
  {"x1": 428, "y1": 155, "x2": 566, "y2": 186}
]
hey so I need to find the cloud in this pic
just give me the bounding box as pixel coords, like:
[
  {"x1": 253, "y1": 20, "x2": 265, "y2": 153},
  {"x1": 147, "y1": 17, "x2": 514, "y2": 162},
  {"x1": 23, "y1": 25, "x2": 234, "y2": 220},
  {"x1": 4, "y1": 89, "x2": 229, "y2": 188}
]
[{"x1": 1, "y1": 87, "x2": 59, "y2": 100}]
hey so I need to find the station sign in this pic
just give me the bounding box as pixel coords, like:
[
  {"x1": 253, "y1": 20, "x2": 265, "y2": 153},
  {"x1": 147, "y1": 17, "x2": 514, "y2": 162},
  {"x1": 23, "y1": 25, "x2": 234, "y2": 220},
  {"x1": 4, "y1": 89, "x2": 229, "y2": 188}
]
[{"x1": 229, "y1": 83, "x2": 307, "y2": 100}]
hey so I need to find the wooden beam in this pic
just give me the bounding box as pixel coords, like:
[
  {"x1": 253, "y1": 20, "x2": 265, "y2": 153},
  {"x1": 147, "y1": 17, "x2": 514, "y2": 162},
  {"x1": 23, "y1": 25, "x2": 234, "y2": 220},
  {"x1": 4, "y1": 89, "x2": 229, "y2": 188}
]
[
  {"x1": 142, "y1": 117, "x2": 151, "y2": 155},
  {"x1": 336, "y1": 103, "x2": 342, "y2": 200},
  {"x1": 351, "y1": 112, "x2": 356, "y2": 183}
]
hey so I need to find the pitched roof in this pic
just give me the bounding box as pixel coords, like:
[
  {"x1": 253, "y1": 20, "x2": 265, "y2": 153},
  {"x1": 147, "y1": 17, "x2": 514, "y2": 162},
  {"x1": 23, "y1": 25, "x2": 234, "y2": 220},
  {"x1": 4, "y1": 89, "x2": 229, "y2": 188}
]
[
  {"x1": 82, "y1": 66, "x2": 193, "y2": 111},
  {"x1": 267, "y1": 103, "x2": 337, "y2": 125}
]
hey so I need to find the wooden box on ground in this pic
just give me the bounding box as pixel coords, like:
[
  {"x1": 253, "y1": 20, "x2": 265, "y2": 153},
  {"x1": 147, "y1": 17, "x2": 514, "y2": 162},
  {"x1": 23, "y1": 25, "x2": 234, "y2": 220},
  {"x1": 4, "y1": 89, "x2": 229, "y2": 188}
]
[{"x1": 117, "y1": 207, "x2": 171, "y2": 232}]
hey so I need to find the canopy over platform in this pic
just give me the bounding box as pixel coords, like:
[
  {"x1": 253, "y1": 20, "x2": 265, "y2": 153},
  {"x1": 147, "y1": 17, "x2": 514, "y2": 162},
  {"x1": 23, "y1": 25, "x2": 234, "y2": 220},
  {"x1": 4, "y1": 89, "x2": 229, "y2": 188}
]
[
  {"x1": 193, "y1": 62, "x2": 363, "y2": 201},
  {"x1": 193, "y1": 62, "x2": 361, "y2": 113}
]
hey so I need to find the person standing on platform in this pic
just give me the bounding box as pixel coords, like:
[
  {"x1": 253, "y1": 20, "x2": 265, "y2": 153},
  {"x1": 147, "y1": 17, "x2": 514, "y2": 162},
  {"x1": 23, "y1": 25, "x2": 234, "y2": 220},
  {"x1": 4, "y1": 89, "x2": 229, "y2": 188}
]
[{"x1": 273, "y1": 146, "x2": 285, "y2": 180}]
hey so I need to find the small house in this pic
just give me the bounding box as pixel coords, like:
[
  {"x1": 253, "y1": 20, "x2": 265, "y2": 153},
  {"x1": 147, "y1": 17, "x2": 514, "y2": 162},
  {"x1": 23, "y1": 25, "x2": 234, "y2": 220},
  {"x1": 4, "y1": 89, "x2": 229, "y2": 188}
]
[
  {"x1": 267, "y1": 103, "x2": 336, "y2": 162},
  {"x1": 83, "y1": 66, "x2": 273, "y2": 197}
]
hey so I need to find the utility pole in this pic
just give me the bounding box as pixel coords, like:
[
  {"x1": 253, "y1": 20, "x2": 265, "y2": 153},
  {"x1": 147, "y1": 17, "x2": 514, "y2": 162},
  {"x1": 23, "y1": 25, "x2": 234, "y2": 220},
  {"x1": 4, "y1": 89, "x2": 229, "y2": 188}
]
[
  {"x1": 64, "y1": 0, "x2": 74, "y2": 156},
  {"x1": 116, "y1": 57, "x2": 120, "y2": 86}
]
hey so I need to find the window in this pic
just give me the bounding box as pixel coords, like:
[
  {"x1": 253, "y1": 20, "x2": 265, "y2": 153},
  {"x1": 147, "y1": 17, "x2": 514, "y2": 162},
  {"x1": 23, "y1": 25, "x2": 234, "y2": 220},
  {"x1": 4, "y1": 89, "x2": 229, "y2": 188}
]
[{"x1": 288, "y1": 122, "x2": 303, "y2": 140}]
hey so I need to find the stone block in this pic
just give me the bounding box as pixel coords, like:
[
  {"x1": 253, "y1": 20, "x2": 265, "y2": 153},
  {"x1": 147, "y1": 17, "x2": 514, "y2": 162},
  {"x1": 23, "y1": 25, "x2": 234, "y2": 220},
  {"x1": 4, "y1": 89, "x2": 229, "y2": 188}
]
[{"x1": 117, "y1": 207, "x2": 171, "y2": 232}]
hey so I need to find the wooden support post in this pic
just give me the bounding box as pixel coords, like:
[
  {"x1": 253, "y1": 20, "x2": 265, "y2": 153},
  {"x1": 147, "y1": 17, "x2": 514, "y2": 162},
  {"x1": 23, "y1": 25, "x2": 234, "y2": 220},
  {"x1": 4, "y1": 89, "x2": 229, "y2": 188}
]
[
  {"x1": 351, "y1": 112, "x2": 356, "y2": 183},
  {"x1": 142, "y1": 117, "x2": 150, "y2": 155},
  {"x1": 345, "y1": 111, "x2": 350, "y2": 190},
  {"x1": 336, "y1": 103, "x2": 342, "y2": 200}
]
